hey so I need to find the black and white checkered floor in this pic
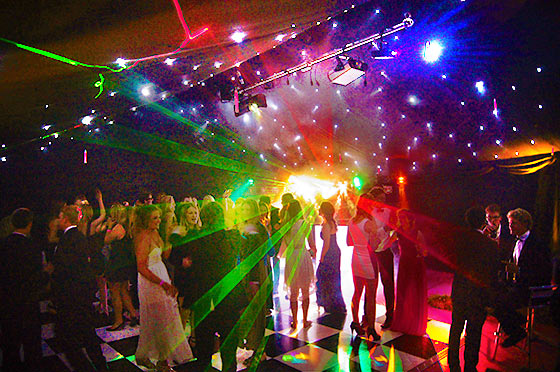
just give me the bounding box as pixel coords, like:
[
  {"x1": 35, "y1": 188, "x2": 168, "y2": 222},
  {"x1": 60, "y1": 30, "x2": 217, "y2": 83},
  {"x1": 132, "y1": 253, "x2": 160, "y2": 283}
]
[
  {"x1": 38, "y1": 298, "x2": 449, "y2": 372},
  {"x1": 37, "y1": 228, "x2": 451, "y2": 372}
]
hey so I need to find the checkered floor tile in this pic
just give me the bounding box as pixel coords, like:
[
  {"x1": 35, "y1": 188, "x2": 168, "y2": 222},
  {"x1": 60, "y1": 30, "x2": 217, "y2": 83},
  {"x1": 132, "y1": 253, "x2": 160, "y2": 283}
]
[{"x1": 31, "y1": 227, "x2": 451, "y2": 371}]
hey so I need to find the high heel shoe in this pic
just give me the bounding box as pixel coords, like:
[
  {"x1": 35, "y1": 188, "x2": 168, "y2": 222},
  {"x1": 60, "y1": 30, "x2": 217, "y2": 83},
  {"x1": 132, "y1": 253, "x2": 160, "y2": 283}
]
[
  {"x1": 129, "y1": 317, "x2": 140, "y2": 327},
  {"x1": 107, "y1": 322, "x2": 125, "y2": 332},
  {"x1": 366, "y1": 326, "x2": 381, "y2": 341},
  {"x1": 136, "y1": 358, "x2": 156, "y2": 370},
  {"x1": 350, "y1": 321, "x2": 365, "y2": 336}
]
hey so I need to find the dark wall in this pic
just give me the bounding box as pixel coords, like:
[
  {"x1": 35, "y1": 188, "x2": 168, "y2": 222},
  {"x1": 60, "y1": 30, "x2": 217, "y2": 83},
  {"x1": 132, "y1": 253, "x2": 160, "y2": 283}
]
[{"x1": 0, "y1": 141, "x2": 240, "y2": 217}]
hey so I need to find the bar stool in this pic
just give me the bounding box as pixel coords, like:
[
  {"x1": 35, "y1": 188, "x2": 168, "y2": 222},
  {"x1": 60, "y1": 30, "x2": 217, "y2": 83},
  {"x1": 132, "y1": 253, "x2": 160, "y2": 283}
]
[{"x1": 492, "y1": 285, "x2": 558, "y2": 369}]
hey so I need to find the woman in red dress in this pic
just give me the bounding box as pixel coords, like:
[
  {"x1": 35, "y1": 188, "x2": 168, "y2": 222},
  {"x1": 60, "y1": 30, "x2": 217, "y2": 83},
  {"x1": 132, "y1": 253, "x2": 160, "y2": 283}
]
[{"x1": 390, "y1": 209, "x2": 428, "y2": 336}]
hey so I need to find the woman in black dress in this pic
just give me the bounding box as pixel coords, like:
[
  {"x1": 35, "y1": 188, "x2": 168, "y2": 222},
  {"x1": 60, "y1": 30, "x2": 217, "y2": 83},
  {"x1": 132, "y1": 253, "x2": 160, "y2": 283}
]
[
  {"x1": 105, "y1": 203, "x2": 138, "y2": 330},
  {"x1": 169, "y1": 201, "x2": 201, "y2": 327}
]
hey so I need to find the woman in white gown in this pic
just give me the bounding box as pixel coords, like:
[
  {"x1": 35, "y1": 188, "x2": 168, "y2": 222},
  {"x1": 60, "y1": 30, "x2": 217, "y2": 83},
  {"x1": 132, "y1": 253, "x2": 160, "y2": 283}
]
[
  {"x1": 283, "y1": 200, "x2": 316, "y2": 328},
  {"x1": 134, "y1": 205, "x2": 192, "y2": 372}
]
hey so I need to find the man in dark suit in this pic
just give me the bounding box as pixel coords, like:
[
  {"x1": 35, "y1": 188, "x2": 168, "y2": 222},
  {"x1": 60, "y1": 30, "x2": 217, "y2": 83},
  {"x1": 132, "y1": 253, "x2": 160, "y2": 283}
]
[
  {"x1": 483, "y1": 204, "x2": 515, "y2": 262},
  {"x1": 368, "y1": 186, "x2": 396, "y2": 328},
  {"x1": 0, "y1": 208, "x2": 51, "y2": 371},
  {"x1": 494, "y1": 208, "x2": 552, "y2": 347},
  {"x1": 52, "y1": 205, "x2": 108, "y2": 371},
  {"x1": 448, "y1": 207, "x2": 499, "y2": 372}
]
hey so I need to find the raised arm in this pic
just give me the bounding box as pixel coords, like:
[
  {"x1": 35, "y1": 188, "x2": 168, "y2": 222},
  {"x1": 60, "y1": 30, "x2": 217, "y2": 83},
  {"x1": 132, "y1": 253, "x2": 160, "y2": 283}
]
[
  {"x1": 90, "y1": 188, "x2": 106, "y2": 234},
  {"x1": 104, "y1": 223, "x2": 125, "y2": 245}
]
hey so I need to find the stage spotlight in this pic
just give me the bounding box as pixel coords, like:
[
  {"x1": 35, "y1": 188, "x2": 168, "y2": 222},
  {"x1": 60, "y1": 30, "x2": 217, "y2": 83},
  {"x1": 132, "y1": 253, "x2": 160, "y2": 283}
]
[
  {"x1": 423, "y1": 40, "x2": 443, "y2": 63},
  {"x1": 352, "y1": 176, "x2": 363, "y2": 190},
  {"x1": 234, "y1": 92, "x2": 267, "y2": 116},
  {"x1": 81, "y1": 115, "x2": 95, "y2": 125},
  {"x1": 475, "y1": 81, "x2": 486, "y2": 95},
  {"x1": 140, "y1": 85, "x2": 152, "y2": 97},
  {"x1": 328, "y1": 57, "x2": 368, "y2": 85},
  {"x1": 230, "y1": 30, "x2": 247, "y2": 43}
]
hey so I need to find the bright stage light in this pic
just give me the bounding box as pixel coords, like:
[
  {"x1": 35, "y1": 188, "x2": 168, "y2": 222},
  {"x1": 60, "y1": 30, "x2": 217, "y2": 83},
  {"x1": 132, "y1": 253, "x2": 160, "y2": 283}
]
[
  {"x1": 352, "y1": 176, "x2": 363, "y2": 190},
  {"x1": 286, "y1": 175, "x2": 348, "y2": 202},
  {"x1": 141, "y1": 85, "x2": 152, "y2": 97},
  {"x1": 475, "y1": 81, "x2": 485, "y2": 95},
  {"x1": 114, "y1": 58, "x2": 127, "y2": 67},
  {"x1": 422, "y1": 40, "x2": 443, "y2": 63},
  {"x1": 230, "y1": 30, "x2": 247, "y2": 43},
  {"x1": 81, "y1": 115, "x2": 95, "y2": 125}
]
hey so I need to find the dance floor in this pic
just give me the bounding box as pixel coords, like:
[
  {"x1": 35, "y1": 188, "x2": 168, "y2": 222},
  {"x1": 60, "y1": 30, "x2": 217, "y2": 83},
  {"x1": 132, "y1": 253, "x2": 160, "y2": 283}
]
[{"x1": 36, "y1": 227, "x2": 557, "y2": 371}]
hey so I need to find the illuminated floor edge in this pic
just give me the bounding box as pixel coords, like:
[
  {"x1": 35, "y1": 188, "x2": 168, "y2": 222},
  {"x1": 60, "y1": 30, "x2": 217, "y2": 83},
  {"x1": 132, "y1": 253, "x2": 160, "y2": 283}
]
[{"x1": 33, "y1": 227, "x2": 557, "y2": 371}]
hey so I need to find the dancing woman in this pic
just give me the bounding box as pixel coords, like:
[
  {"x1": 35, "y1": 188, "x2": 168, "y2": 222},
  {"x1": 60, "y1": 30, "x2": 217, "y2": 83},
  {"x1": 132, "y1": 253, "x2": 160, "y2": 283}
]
[
  {"x1": 134, "y1": 205, "x2": 192, "y2": 372},
  {"x1": 390, "y1": 209, "x2": 428, "y2": 336},
  {"x1": 316, "y1": 201, "x2": 346, "y2": 314},
  {"x1": 283, "y1": 200, "x2": 316, "y2": 328},
  {"x1": 346, "y1": 195, "x2": 380, "y2": 340}
]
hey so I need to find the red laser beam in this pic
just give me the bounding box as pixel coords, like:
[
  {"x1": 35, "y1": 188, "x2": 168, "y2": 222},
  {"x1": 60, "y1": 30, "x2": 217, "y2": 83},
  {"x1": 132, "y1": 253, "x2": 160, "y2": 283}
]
[{"x1": 125, "y1": 0, "x2": 208, "y2": 64}]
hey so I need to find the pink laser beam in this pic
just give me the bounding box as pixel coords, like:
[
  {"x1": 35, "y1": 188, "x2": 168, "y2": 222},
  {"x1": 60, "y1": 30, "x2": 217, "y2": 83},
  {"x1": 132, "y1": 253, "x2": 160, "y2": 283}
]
[{"x1": 125, "y1": 0, "x2": 208, "y2": 64}]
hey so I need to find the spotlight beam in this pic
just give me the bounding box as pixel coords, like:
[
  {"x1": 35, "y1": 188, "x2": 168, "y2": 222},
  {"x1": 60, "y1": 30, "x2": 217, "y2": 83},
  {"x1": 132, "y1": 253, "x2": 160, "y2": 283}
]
[{"x1": 238, "y1": 15, "x2": 413, "y2": 94}]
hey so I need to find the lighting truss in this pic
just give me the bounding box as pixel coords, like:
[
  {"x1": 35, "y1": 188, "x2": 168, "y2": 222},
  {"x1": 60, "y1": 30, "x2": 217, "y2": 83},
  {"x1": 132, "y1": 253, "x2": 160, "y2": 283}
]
[{"x1": 238, "y1": 14, "x2": 414, "y2": 94}]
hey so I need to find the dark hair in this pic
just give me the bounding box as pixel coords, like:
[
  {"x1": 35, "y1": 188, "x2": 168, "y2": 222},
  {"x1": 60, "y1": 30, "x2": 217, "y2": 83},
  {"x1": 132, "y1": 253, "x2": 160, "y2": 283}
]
[
  {"x1": 287, "y1": 200, "x2": 303, "y2": 221},
  {"x1": 368, "y1": 186, "x2": 386, "y2": 198},
  {"x1": 319, "y1": 201, "x2": 337, "y2": 229},
  {"x1": 137, "y1": 190, "x2": 153, "y2": 203},
  {"x1": 259, "y1": 201, "x2": 270, "y2": 217},
  {"x1": 11, "y1": 208, "x2": 34, "y2": 229},
  {"x1": 485, "y1": 203, "x2": 501, "y2": 214},
  {"x1": 464, "y1": 206, "x2": 486, "y2": 230},
  {"x1": 281, "y1": 193, "x2": 294, "y2": 205},
  {"x1": 259, "y1": 195, "x2": 271, "y2": 205},
  {"x1": 135, "y1": 205, "x2": 160, "y2": 230},
  {"x1": 200, "y1": 202, "x2": 225, "y2": 230}
]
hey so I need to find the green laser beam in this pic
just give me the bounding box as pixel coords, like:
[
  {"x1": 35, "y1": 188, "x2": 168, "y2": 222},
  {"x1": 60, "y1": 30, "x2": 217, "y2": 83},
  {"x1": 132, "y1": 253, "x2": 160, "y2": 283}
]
[
  {"x1": 104, "y1": 77, "x2": 296, "y2": 174},
  {"x1": 94, "y1": 73, "x2": 105, "y2": 98},
  {"x1": 74, "y1": 124, "x2": 274, "y2": 177},
  {"x1": 0, "y1": 37, "x2": 127, "y2": 72},
  {"x1": 217, "y1": 269, "x2": 274, "y2": 372}
]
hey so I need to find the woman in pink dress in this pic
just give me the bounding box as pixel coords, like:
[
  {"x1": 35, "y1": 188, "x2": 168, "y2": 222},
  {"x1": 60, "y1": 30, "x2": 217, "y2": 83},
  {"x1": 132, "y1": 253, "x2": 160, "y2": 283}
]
[
  {"x1": 390, "y1": 209, "x2": 428, "y2": 336},
  {"x1": 346, "y1": 194, "x2": 380, "y2": 340}
]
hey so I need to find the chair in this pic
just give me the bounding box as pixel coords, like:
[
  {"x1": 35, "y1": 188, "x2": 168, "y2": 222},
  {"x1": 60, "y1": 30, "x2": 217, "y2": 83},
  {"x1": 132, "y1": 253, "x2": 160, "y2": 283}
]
[{"x1": 492, "y1": 285, "x2": 558, "y2": 369}]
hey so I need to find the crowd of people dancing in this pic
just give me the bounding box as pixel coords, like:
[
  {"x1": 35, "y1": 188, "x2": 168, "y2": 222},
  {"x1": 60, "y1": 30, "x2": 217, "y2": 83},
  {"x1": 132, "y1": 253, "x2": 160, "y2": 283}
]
[{"x1": 0, "y1": 185, "x2": 555, "y2": 372}]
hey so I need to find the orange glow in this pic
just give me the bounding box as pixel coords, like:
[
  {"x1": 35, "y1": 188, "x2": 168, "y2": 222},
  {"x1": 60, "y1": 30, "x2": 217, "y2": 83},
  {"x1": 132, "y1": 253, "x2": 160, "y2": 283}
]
[
  {"x1": 397, "y1": 176, "x2": 405, "y2": 184},
  {"x1": 484, "y1": 137, "x2": 559, "y2": 160}
]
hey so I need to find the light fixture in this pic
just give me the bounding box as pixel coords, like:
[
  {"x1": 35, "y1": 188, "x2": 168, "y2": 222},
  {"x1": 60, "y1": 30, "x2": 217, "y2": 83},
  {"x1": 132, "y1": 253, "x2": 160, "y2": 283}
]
[
  {"x1": 233, "y1": 91, "x2": 267, "y2": 116},
  {"x1": 328, "y1": 57, "x2": 368, "y2": 86},
  {"x1": 371, "y1": 41, "x2": 395, "y2": 60},
  {"x1": 230, "y1": 30, "x2": 247, "y2": 43},
  {"x1": 422, "y1": 40, "x2": 443, "y2": 63}
]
